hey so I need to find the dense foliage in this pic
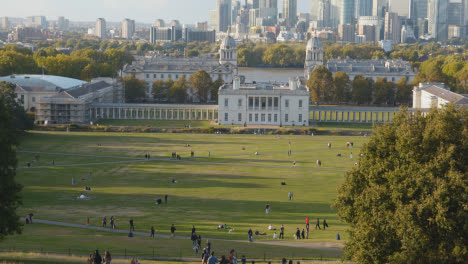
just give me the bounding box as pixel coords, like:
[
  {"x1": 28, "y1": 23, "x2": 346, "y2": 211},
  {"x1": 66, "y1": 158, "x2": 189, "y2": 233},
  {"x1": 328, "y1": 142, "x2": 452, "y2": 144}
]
[
  {"x1": 123, "y1": 77, "x2": 146, "y2": 101},
  {"x1": 335, "y1": 104, "x2": 468, "y2": 263},
  {"x1": 0, "y1": 81, "x2": 26, "y2": 240},
  {"x1": 306, "y1": 67, "x2": 412, "y2": 105}
]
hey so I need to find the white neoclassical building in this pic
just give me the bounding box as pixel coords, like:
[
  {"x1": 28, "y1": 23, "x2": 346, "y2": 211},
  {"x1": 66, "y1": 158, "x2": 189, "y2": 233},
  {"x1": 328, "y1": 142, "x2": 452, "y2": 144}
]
[
  {"x1": 122, "y1": 35, "x2": 238, "y2": 99},
  {"x1": 413, "y1": 83, "x2": 468, "y2": 109},
  {"x1": 218, "y1": 77, "x2": 310, "y2": 126}
]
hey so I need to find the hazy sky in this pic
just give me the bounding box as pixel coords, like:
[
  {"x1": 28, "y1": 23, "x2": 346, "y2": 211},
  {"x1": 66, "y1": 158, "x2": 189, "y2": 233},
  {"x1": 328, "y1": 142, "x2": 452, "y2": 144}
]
[{"x1": 1, "y1": 0, "x2": 310, "y2": 24}]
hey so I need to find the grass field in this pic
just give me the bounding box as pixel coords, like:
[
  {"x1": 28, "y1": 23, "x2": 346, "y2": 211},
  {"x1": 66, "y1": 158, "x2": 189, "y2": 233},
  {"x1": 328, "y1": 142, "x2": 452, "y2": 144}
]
[{"x1": 4, "y1": 131, "x2": 370, "y2": 260}]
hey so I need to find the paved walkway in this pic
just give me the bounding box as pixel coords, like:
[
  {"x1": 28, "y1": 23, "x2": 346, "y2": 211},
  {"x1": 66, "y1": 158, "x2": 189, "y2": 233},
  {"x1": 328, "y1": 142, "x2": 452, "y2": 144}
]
[{"x1": 21, "y1": 218, "x2": 342, "y2": 252}]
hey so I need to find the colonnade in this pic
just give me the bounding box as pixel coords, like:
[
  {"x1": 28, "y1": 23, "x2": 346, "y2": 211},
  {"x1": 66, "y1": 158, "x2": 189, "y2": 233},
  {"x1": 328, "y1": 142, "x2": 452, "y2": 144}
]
[{"x1": 309, "y1": 107, "x2": 402, "y2": 123}]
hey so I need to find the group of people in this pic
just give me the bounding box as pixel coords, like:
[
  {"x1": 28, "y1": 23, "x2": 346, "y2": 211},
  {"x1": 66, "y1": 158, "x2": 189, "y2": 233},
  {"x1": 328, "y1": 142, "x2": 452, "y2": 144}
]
[
  {"x1": 171, "y1": 152, "x2": 181, "y2": 160},
  {"x1": 87, "y1": 249, "x2": 111, "y2": 264},
  {"x1": 202, "y1": 248, "x2": 238, "y2": 264},
  {"x1": 102, "y1": 216, "x2": 116, "y2": 230},
  {"x1": 144, "y1": 153, "x2": 151, "y2": 160}
]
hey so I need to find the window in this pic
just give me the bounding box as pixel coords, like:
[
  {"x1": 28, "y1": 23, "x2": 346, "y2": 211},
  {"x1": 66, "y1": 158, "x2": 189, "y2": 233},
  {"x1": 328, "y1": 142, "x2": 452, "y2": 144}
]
[
  {"x1": 274, "y1": 114, "x2": 278, "y2": 122},
  {"x1": 268, "y1": 97, "x2": 272, "y2": 108},
  {"x1": 255, "y1": 98, "x2": 259, "y2": 109},
  {"x1": 255, "y1": 114, "x2": 258, "y2": 122},
  {"x1": 285, "y1": 114, "x2": 289, "y2": 122},
  {"x1": 21, "y1": 95, "x2": 24, "y2": 102},
  {"x1": 249, "y1": 113, "x2": 252, "y2": 122},
  {"x1": 268, "y1": 114, "x2": 271, "y2": 122},
  {"x1": 224, "y1": 98, "x2": 229, "y2": 107},
  {"x1": 153, "y1": 74, "x2": 156, "y2": 78},
  {"x1": 238, "y1": 113, "x2": 242, "y2": 122},
  {"x1": 261, "y1": 97, "x2": 266, "y2": 110},
  {"x1": 249, "y1": 98, "x2": 253, "y2": 108},
  {"x1": 299, "y1": 114, "x2": 302, "y2": 122},
  {"x1": 238, "y1": 99, "x2": 242, "y2": 107},
  {"x1": 285, "y1": 99, "x2": 289, "y2": 108},
  {"x1": 274, "y1": 97, "x2": 279, "y2": 108},
  {"x1": 224, "y1": 113, "x2": 228, "y2": 121},
  {"x1": 176, "y1": 75, "x2": 179, "y2": 79},
  {"x1": 146, "y1": 74, "x2": 149, "y2": 78},
  {"x1": 161, "y1": 74, "x2": 164, "y2": 78},
  {"x1": 261, "y1": 114, "x2": 265, "y2": 122},
  {"x1": 32, "y1": 97, "x2": 36, "y2": 103},
  {"x1": 299, "y1": 100, "x2": 302, "y2": 108}
]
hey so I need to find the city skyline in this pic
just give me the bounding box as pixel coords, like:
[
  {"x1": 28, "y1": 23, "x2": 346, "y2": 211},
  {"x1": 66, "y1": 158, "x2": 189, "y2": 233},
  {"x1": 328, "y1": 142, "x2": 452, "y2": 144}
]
[{"x1": 0, "y1": 0, "x2": 311, "y2": 24}]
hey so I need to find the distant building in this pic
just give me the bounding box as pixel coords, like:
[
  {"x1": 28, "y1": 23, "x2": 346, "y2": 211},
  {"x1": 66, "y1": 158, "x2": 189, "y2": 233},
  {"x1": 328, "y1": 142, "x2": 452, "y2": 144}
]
[
  {"x1": 384, "y1": 12, "x2": 401, "y2": 44},
  {"x1": 338, "y1": 24, "x2": 355, "y2": 42},
  {"x1": 339, "y1": 0, "x2": 355, "y2": 24},
  {"x1": 218, "y1": 77, "x2": 310, "y2": 126},
  {"x1": 123, "y1": 35, "x2": 238, "y2": 99},
  {"x1": 149, "y1": 26, "x2": 182, "y2": 43},
  {"x1": 283, "y1": 0, "x2": 297, "y2": 27},
  {"x1": 25, "y1": 16, "x2": 47, "y2": 28},
  {"x1": 154, "y1": 19, "x2": 165, "y2": 27},
  {"x1": 95, "y1": 18, "x2": 107, "y2": 39},
  {"x1": 121, "y1": 19, "x2": 135, "y2": 39},
  {"x1": 196, "y1": 21, "x2": 209, "y2": 31},
  {"x1": 428, "y1": 0, "x2": 448, "y2": 41},
  {"x1": 318, "y1": 0, "x2": 331, "y2": 28},
  {"x1": 413, "y1": 83, "x2": 468, "y2": 109},
  {"x1": 358, "y1": 24, "x2": 376, "y2": 42},
  {"x1": 57, "y1": 16, "x2": 69, "y2": 31},
  {"x1": 216, "y1": 0, "x2": 232, "y2": 32},
  {"x1": 184, "y1": 28, "x2": 216, "y2": 43},
  {"x1": 2, "y1": 17, "x2": 10, "y2": 29},
  {"x1": 304, "y1": 37, "x2": 324, "y2": 79}
]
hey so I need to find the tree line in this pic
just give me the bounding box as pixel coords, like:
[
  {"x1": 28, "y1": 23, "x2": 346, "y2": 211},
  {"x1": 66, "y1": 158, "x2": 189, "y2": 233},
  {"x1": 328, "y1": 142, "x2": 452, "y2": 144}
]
[
  {"x1": 0, "y1": 45, "x2": 133, "y2": 81},
  {"x1": 306, "y1": 66, "x2": 412, "y2": 105},
  {"x1": 124, "y1": 70, "x2": 224, "y2": 103}
]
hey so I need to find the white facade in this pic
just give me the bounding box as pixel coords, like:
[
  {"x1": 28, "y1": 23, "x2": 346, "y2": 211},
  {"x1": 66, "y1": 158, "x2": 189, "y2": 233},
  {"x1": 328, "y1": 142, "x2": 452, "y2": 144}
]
[
  {"x1": 218, "y1": 77, "x2": 310, "y2": 126},
  {"x1": 121, "y1": 19, "x2": 135, "y2": 39},
  {"x1": 304, "y1": 36, "x2": 324, "y2": 79},
  {"x1": 96, "y1": 18, "x2": 106, "y2": 39},
  {"x1": 413, "y1": 83, "x2": 468, "y2": 109}
]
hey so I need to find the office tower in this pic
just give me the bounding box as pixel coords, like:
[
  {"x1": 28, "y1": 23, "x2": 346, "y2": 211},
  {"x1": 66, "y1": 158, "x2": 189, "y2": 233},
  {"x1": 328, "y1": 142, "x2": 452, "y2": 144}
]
[
  {"x1": 154, "y1": 19, "x2": 165, "y2": 27},
  {"x1": 389, "y1": 0, "x2": 410, "y2": 17},
  {"x1": 232, "y1": 1, "x2": 241, "y2": 24},
  {"x1": 448, "y1": 1, "x2": 463, "y2": 26},
  {"x1": 384, "y1": 12, "x2": 401, "y2": 43},
  {"x1": 95, "y1": 18, "x2": 107, "y2": 39},
  {"x1": 340, "y1": 0, "x2": 355, "y2": 24},
  {"x1": 216, "y1": 0, "x2": 232, "y2": 32},
  {"x1": 25, "y1": 16, "x2": 47, "y2": 28},
  {"x1": 338, "y1": 24, "x2": 356, "y2": 41},
  {"x1": 249, "y1": 8, "x2": 260, "y2": 26},
  {"x1": 329, "y1": 0, "x2": 341, "y2": 27},
  {"x1": 372, "y1": 0, "x2": 384, "y2": 17},
  {"x1": 197, "y1": 21, "x2": 209, "y2": 31},
  {"x1": 428, "y1": 0, "x2": 448, "y2": 40},
  {"x1": 358, "y1": 0, "x2": 373, "y2": 17},
  {"x1": 121, "y1": 19, "x2": 135, "y2": 39},
  {"x1": 265, "y1": 0, "x2": 277, "y2": 8},
  {"x1": 310, "y1": 0, "x2": 320, "y2": 20},
  {"x1": 283, "y1": 0, "x2": 297, "y2": 27},
  {"x1": 170, "y1": 20, "x2": 180, "y2": 27},
  {"x1": 318, "y1": 0, "x2": 331, "y2": 27},
  {"x1": 409, "y1": 0, "x2": 428, "y2": 37},
  {"x1": 210, "y1": 10, "x2": 218, "y2": 30},
  {"x1": 358, "y1": 24, "x2": 377, "y2": 41},
  {"x1": 1, "y1": 17, "x2": 9, "y2": 29},
  {"x1": 464, "y1": 0, "x2": 468, "y2": 38},
  {"x1": 359, "y1": 16, "x2": 382, "y2": 40},
  {"x1": 57, "y1": 16, "x2": 69, "y2": 31},
  {"x1": 248, "y1": 0, "x2": 260, "y2": 8}
]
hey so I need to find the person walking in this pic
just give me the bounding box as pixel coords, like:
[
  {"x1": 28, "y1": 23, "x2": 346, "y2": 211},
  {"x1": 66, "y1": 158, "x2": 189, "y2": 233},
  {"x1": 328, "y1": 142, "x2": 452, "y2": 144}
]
[
  {"x1": 87, "y1": 217, "x2": 90, "y2": 226},
  {"x1": 129, "y1": 219, "x2": 135, "y2": 232},
  {"x1": 248, "y1": 228, "x2": 253, "y2": 242},
  {"x1": 110, "y1": 216, "x2": 115, "y2": 230},
  {"x1": 170, "y1": 224, "x2": 176, "y2": 238},
  {"x1": 265, "y1": 202, "x2": 270, "y2": 214},
  {"x1": 323, "y1": 219, "x2": 328, "y2": 230},
  {"x1": 288, "y1": 192, "x2": 292, "y2": 200},
  {"x1": 165, "y1": 195, "x2": 168, "y2": 204},
  {"x1": 350, "y1": 152, "x2": 353, "y2": 159},
  {"x1": 192, "y1": 225, "x2": 196, "y2": 235},
  {"x1": 150, "y1": 226, "x2": 155, "y2": 238},
  {"x1": 315, "y1": 218, "x2": 321, "y2": 230},
  {"x1": 102, "y1": 216, "x2": 107, "y2": 228},
  {"x1": 301, "y1": 228, "x2": 305, "y2": 239},
  {"x1": 328, "y1": 142, "x2": 331, "y2": 149},
  {"x1": 207, "y1": 251, "x2": 218, "y2": 264},
  {"x1": 72, "y1": 177, "x2": 75, "y2": 185},
  {"x1": 293, "y1": 160, "x2": 296, "y2": 168},
  {"x1": 279, "y1": 224, "x2": 284, "y2": 239},
  {"x1": 305, "y1": 216, "x2": 310, "y2": 230},
  {"x1": 92, "y1": 249, "x2": 102, "y2": 264},
  {"x1": 295, "y1": 228, "x2": 301, "y2": 240},
  {"x1": 88, "y1": 171, "x2": 92, "y2": 181},
  {"x1": 104, "y1": 251, "x2": 112, "y2": 264}
]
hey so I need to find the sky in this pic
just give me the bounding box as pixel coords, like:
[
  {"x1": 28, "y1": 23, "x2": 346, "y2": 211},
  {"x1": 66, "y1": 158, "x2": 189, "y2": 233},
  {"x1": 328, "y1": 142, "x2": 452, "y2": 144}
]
[{"x1": 0, "y1": 0, "x2": 311, "y2": 24}]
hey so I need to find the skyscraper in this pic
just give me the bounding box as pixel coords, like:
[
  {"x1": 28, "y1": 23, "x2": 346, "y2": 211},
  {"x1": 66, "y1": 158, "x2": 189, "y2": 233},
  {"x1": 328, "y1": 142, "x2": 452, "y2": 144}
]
[
  {"x1": 95, "y1": 18, "x2": 107, "y2": 39},
  {"x1": 428, "y1": 0, "x2": 448, "y2": 41},
  {"x1": 232, "y1": 1, "x2": 241, "y2": 24},
  {"x1": 384, "y1": 12, "x2": 401, "y2": 43},
  {"x1": 248, "y1": 0, "x2": 260, "y2": 8},
  {"x1": 358, "y1": 0, "x2": 373, "y2": 17},
  {"x1": 340, "y1": 0, "x2": 355, "y2": 24},
  {"x1": 121, "y1": 19, "x2": 135, "y2": 40},
  {"x1": 318, "y1": 0, "x2": 331, "y2": 27},
  {"x1": 310, "y1": 0, "x2": 320, "y2": 20},
  {"x1": 216, "y1": 0, "x2": 232, "y2": 32},
  {"x1": 283, "y1": 0, "x2": 297, "y2": 27},
  {"x1": 1, "y1": 17, "x2": 9, "y2": 29}
]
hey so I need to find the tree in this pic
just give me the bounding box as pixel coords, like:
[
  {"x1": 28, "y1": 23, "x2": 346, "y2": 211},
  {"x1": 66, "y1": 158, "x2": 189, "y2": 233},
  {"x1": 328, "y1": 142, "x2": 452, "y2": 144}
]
[
  {"x1": 306, "y1": 66, "x2": 334, "y2": 103},
  {"x1": 210, "y1": 77, "x2": 224, "y2": 103},
  {"x1": 333, "y1": 71, "x2": 351, "y2": 103},
  {"x1": 189, "y1": 70, "x2": 212, "y2": 102},
  {"x1": 152, "y1": 80, "x2": 167, "y2": 102},
  {"x1": 334, "y1": 104, "x2": 468, "y2": 264},
  {"x1": 0, "y1": 82, "x2": 25, "y2": 240},
  {"x1": 123, "y1": 77, "x2": 146, "y2": 102},
  {"x1": 373, "y1": 78, "x2": 395, "y2": 105},
  {"x1": 167, "y1": 75, "x2": 188, "y2": 103},
  {"x1": 395, "y1": 77, "x2": 412, "y2": 105},
  {"x1": 351, "y1": 75, "x2": 372, "y2": 105}
]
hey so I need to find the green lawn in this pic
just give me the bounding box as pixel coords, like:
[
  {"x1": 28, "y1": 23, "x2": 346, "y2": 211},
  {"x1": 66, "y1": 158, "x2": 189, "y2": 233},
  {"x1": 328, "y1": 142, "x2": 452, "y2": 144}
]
[{"x1": 8, "y1": 131, "x2": 369, "y2": 259}]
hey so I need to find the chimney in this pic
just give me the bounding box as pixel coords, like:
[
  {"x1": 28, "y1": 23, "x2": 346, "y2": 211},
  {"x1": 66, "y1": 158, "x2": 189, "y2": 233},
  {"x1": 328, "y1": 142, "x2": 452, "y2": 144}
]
[
  {"x1": 289, "y1": 78, "x2": 297, "y2": 91},
  {"x1": 233, "y1": 76, "x2": 240, "y2": 90}
]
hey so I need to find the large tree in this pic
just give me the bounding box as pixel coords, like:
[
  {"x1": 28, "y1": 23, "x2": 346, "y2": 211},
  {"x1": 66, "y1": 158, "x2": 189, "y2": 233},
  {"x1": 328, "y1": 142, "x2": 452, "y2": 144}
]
[
  {"x1": 152, "y1": 80, "x2": 168, "y2": 102},
  {"x1": 189, "y1": 70, "x2": 212, "y2": 102},
  {"x1": 395, "y1": 77, "x2": 412, "y2": 105},
  {"x1": 351, "y1": 75, "x2": 373, "y2": 105},
  {"x1": 0, "y1": 82, "x2": 24, "y2": 240},
  {"x1": 334, "y1": 104, "x2": 468, "y2": 264},
  {"x1": 373, "y1": 78, "x2": 395, "y2": 105},
  {"x1": 167, "y1": 75, "x2": 188, "y2": 103},
  {"x1": 210, "y1": 77, "x2": 224, "y2": 103},
  {"x1": 306, "y1": 66, "x2": 334, "y2": 103},
  {"x1": 332, "y1": 71, "x2": 351, "y2": 103},
  {"x1": 123, "y1": 77, "x2": 146, "y2": 102}
]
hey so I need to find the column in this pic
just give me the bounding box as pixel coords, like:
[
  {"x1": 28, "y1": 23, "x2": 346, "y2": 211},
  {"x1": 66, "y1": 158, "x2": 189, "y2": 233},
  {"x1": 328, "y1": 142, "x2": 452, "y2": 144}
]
[
  {"x1": 318, "y1": 111, "x2": 321, "y2": 121},
  {"x1": 341, "y1": 112, "x2": 344, "y2": 121}
]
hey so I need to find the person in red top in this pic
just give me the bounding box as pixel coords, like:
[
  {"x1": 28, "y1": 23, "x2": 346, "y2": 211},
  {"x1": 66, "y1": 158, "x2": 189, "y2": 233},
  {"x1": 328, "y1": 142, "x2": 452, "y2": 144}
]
[{"x1": 305, "y1": 217, "x2": 310, "y2": 230}]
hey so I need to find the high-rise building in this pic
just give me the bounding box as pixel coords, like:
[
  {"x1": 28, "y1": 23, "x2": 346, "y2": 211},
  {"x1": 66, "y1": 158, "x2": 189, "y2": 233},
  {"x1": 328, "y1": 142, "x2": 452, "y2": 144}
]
[
  {"x1": 340, "y1": 0, "x2": 355, "y2": 24},
  {"x1": 265, "y1": 0, "x2": 277, "y2": 8},
  {"x1": 358, "y1": 24, "x2": 377, "y2": 41},
  {"x1": 409, "y1": 0, "x2": 428, "y2": 37},
  {"x1": 384, "y1": 12, "x2": 401, "y2": 43},
  {"x1": 216, "y1": 0, "x2": 232, "y2": 32},
  {"x1": 121, "y1": 19, "x2": 135, "y2": 39},
  {"x1": 154, "y1": 19, "x2": 165, "y2": 27},
  {"x1": 248, "y1": 0, "x2": 260, "y2": 8},
  {"x1": 428, "y1": 0, "x2": 448, "y2": 40},
  {"x1": 463, "y1": 0, "x2": 468, "y2": 38},
  {"x1": 249, "y1": 9, "x2": 260, "y2": 26},
  {"x1": 232, "y1": 1, "x2": 241, "y2": 24},
  {"x1": 25, "y1": 16, "x2": 47, "y2": 28},
  {"x1": 389, "y1": 0, "x2": 410, "y2": 17},
  {"x1": 210, "y1": 10, "x2": 218, "y2": 30},
  {"x1": 359, "y1": 16, "x2": 382, "y2": 40},
  {"x1": 57, "y1": 16, "x2": 69, "y2": 31},
  {"x1": 358, "y1": 0, "x2": 373, "y2": 17},
  {"x1": 318, "y1": 0, "x2": 331, "y2": 27},
  {"x1": 1, "y1": 17, "x2": 9, "y2": 29},
  {"x1": 448, "y1": 2, "x2": 463, "y2": 26},
  {"x1": 197, "y1": 21, "x2": 209, "y2": 31},
  {"x1": 310, "y1": 0, "x2": 320, "y2": 21},
  {"x1": 283, "y1": 0, "x2": 297, "y2": 27},
  {"x1": 95, "y1": 18, "x2": 107, "y2": 39},
  {"x1": 338, "y1": 24, "x2": 356, "y2": 41},
  {"x1": 372, "y1": 0, "x2": 384, "y2": 17},
  {"x1": 149, "y1": 26, "x2": 183, "y2": 43}
]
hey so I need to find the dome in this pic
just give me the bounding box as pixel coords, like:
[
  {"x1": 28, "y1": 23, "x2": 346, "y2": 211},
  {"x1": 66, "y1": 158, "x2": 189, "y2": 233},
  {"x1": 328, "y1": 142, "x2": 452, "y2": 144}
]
[
  {"x1": 220, "y1": 35, "x2": 236, "y2": 49},
  {"x1": 307, "y1": 37, "x2": 323, "y2": 50}
]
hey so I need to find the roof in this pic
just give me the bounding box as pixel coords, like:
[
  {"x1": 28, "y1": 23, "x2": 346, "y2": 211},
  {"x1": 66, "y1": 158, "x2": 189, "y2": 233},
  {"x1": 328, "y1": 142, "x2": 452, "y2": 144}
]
[
  {"x1": 220, "y1": 35, "x2": 236, "y2": 49},
  {"x1": 423, "y1": 85, "x2": 468, "y2": 105},
  {"x1": 0, "y1": 75, "x2": 87, "y2": 91},
  {"x1": 307, "y1": 37, "x2": 323, "y2": 50},
  {"x1": 65, "y1": 81, "x2": 112, "y2": 98},
  {"x1": 325, "y1": 59, "x2": 415, "y2": 74}
]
